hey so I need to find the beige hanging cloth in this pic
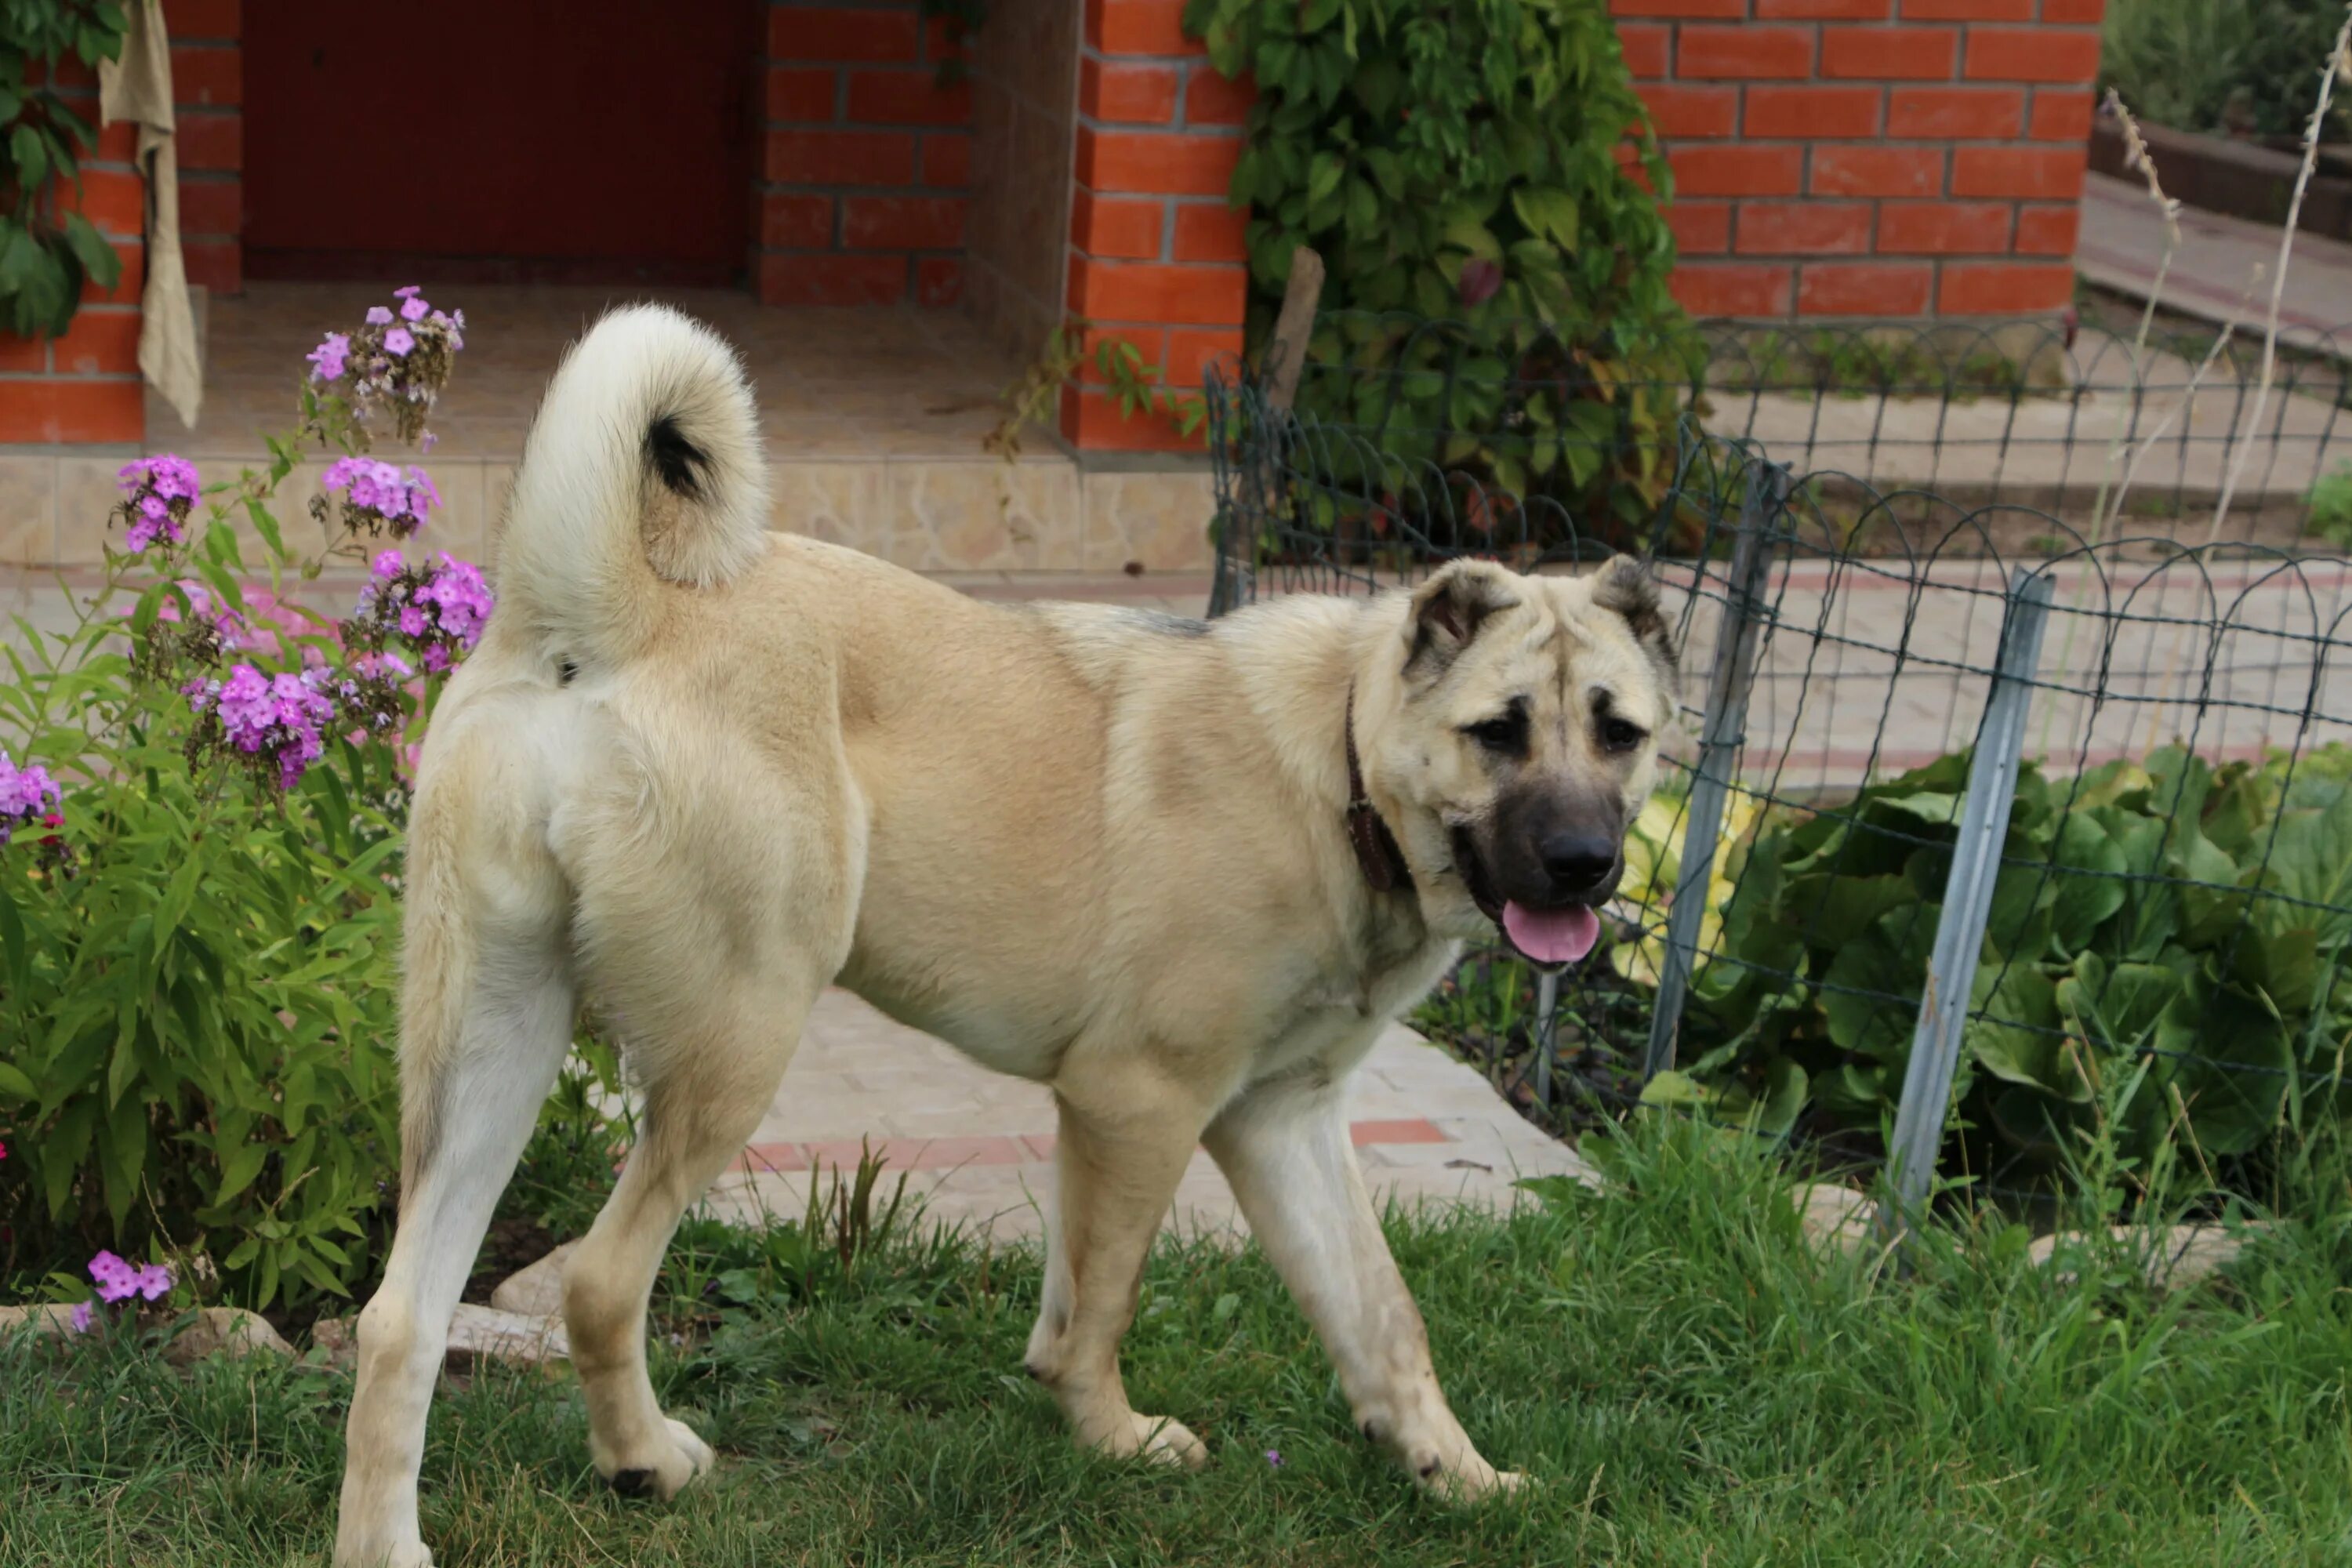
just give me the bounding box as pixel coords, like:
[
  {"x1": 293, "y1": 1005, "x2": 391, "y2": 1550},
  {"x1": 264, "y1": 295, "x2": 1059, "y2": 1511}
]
[{"x1": 97, "y1": 0, "x2": 201, "y2": 429}]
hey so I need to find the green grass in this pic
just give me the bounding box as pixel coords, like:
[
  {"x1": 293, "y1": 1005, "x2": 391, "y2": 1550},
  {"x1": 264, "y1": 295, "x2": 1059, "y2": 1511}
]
[{"x1": 9, "y1": 1120, "x2": 2352, "y2": 1566}]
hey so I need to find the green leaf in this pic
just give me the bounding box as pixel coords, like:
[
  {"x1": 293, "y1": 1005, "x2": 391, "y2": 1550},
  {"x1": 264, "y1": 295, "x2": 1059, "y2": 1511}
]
[
  {"x1": 1822, "y1": 909, "x2": 1933, "y2": 1063},
  {"x1": 1510, "y1": 185, "x2": 1579, "y2": 252},
  {"x1": 64, "y1": 212, "x2": 121, "y2": 289},
  {"x1": 12, "y1": 122, "x2": 49, "y2": 188}
]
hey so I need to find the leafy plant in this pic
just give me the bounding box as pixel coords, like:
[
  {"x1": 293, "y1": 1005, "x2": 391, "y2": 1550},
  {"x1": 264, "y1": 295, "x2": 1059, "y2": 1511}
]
[
  {"x1": 0, "y1": 292, "x2": 493, "y2": 1308},
  {"x1": 989, "y1": 318, "x2": 1207, "y2": 461},
  {"x1": 1185, "y1": 0, "x2": 1696, "y2": 550},
  {"x1": 2307, "y1": 459, "x2": 2352, "y2": 547},
  {"x1": 1662, "y1": 745, "x2": 2352, "y2": 1184},
  {"x1": 2101, "y1": 0, "x2": 2350, "y2": 140},
  {"x1": 1418, "y1": 742, "x2": 2352, "y2": 1203},
  {"x1": 0, "y1": 0, "x2": 126, "y2": 337}
]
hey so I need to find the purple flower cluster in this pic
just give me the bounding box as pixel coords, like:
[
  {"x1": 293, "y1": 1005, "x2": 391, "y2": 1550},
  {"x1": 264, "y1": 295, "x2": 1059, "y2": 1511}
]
[
  {"x1": 89, "y1": 1250, "x2": 173, "y2": 1304},
  {"x1": 184, "y1": 662, "x2": 339, "y2": 791},
  {"x1": 319, "y1": 456, "x2": 442, "y2": 540},
  {"x1": 332, "y1": 647, "x2": 416, "y2": 738},
  {"x1": 307, "y1": 287, "x2": 465, "y2": 445},
  {"x1": 0, "y1": 747, "x2": 61, "y2": 847},
  {"x1": 348, "y1": 550, "x2": 494, "y2": 673},
  {"x1": 113, "y1": 454, "x2": 201, "y2": 554}
]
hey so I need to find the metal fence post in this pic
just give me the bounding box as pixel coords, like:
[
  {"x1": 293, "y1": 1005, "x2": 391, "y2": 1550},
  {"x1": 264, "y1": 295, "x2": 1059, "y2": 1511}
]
[
  {"x1": 1881, "y1": 567, "x2": 2054, "y2": 1235},
  {"x1": 1643, "y1": 463, "x2": 1785, "y2": 1080},
  {"x1": 1211, "y1": 248, "x2": 1326, "y2": 618}
]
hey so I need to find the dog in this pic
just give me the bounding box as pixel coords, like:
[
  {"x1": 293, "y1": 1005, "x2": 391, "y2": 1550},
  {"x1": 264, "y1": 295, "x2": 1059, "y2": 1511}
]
[{"x1": 332, "y1": 305, "x2": 1678, "y2": 1567}]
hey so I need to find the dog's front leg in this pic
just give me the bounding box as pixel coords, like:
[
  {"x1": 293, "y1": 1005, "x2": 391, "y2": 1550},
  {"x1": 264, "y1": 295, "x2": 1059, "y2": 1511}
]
[
  {"x1": 1203, "y1": 1072, "x2": 1522, "y2": 1501},
  {"x1": 1025, "y1": 1053, "x2": 1218, "y2": 1468}
]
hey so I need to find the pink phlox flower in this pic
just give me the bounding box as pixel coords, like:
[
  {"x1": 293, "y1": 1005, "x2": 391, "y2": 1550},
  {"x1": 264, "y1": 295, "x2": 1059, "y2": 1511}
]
[
  {"x1": 383, "y1": 327, "x2": 416, "y2": 358},
  {"x1": 403, "y1": 466, "x2": 441, "y2": 520},
  {"x1": 0, "y1": 747, "x2": 62, "y2": 845},
  {"x1": 416, "y1": 554, "x2": 493, "y2": 647},
  {"x1": 399, "y1": 295, "x2": 430, "y2": 321},
  {"x1": 68, "y1": 1300, "x2": 93, "y2": 1333},
  {"x1": 365, "y1": 306, "x2": 394, "y2": 325},
  {"x1": 116, "y1": 454, "x2": 198, "y2": 503},
  {"x1": 307, "y1": 332, "x2": 350, "y2": 383},
  {"x1": 398, "y1": 605, "x2": 428, "y2": 637},
  {"x1": 89, "y1": 1250, "x2": 138, "y2": 1303},
  {"x1": 393, "y1": 285, "x2": 423, "y2": 299},
  {"x1": 132, "y1": 1261, "x2": 172, "y2": 1301}
]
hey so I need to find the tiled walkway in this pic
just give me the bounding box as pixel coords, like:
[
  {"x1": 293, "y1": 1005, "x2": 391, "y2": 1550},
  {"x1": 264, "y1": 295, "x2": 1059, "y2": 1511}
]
[
  {"x1": 2078, "y1": 170, "x2": 2352, "y2": 356},
  {"x1": 703, "y1": 992, "x2": 1595, "y2": 1239}
]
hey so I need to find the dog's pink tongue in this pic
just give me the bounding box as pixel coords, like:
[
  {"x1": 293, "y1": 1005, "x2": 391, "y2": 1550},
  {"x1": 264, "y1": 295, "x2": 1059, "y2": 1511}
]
[{"x1": 1502, "y1": 901, "x2": 1600, "y2": 965}]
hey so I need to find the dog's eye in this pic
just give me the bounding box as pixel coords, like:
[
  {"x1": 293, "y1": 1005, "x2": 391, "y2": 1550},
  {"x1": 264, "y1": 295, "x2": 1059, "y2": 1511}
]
[
  {"x1": 1463, "y1": 711, "x2": 1525, "y2": 755},
  {"x1": 1600, "y1": 717, "x2": 1646, "y2": 753}
]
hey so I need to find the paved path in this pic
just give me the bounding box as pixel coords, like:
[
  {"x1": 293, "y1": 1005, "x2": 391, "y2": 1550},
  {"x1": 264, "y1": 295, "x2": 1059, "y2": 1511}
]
[
  {"x1": 702, "y1": 992, "x2": 1595, "y2": 1240},
  {"x1": 2078, "y1": 171, "x2": 2352, "y2": 357}
]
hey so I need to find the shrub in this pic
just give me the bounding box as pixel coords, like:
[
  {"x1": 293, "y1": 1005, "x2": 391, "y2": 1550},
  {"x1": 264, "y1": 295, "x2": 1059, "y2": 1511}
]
[
  {"x1": 0, "y1": 0, "x2": 128, "y2": 336},
  {"x1": 1185, "y1": 0, "x2": 1697, "y2": 549},
  {"x1": 0, "y1": 292, "x2": 491, "y2": 1308},
  {"x1": 1421, "y1": 742, "x2": 2352, "y2": 1203},
  {"x1": 2100, "y1": 0, "x2": 2350, "y2": 141}
]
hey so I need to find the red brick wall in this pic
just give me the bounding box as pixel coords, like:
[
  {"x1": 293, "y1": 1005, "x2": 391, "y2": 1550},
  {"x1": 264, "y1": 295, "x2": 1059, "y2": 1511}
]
[
  {"x1": 760, "y1": 1, "x2": 974, "y2": 306},
  {"x1": 1616, "y1": 0, "x2": 2099, "y2": 318},
  {"x1": 167, "y1": 0, "x2": 242, "y2": 296},
  {"x1": 1061, "y1": 0, "x2": 1249, "y2": 451},
  {"x1": 0, "y1": 56, "x2": 147, "y2": 445}
]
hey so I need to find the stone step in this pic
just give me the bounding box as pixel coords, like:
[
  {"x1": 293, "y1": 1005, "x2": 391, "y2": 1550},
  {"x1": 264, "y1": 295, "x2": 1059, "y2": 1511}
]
[{"x1": 0, "y1": 446, "x2": 1219, "y2": 578}]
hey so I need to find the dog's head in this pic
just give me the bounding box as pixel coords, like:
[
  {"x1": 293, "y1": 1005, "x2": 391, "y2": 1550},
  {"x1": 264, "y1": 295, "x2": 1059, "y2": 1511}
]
[{"x1": 1368, "y1": 555, "x2": 1678, "y2": 966}]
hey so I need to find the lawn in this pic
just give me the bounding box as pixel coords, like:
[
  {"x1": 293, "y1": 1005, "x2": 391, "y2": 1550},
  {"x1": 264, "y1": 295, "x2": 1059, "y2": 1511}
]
[{"x1": 6, "y1": 1123, "x2": 2352, "y2": 1566}]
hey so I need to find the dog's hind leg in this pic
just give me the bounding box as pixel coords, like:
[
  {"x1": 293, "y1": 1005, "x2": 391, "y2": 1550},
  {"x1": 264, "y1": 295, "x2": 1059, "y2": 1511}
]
[
  {"x1": 1024, "y1": 1051, "x2": 1220, "y2": 1468},
  {"x1": 1203, "y1": 1071, "x2": 1521, "y2": 1503},
  {"x1": 557, "y1": 962, "x2": 820, "y2": 1500},
  {"x1": 336, "y1": 756, "x2": 578, "y2": 1568},
  {"x1": 558, "y1": 764, "x2": 850, "y2": 1503}
]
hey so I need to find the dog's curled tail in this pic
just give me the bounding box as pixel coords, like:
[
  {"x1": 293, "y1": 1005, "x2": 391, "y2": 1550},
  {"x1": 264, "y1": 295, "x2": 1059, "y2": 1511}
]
[{"x1": 496, "y1": 303, "x2": 770, "y2": 665}]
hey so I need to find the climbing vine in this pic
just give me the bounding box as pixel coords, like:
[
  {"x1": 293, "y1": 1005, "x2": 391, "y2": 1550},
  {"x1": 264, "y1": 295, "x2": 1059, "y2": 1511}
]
[
  {"x1": 1183, "y1": 0, "x2": 1698, "y2": 544},
  {"x1": 1, "y1": 0, "x2": 127, "y2": 338}
]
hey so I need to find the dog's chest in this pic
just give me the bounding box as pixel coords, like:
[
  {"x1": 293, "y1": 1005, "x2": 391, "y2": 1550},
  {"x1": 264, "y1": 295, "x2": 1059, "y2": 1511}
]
[{"x1": 1252, "y1": 933, "x2": 1457, "y2": 1083}]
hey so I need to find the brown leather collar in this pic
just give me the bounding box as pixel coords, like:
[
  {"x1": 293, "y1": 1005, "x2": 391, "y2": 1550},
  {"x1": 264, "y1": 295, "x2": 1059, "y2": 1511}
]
[{"x1": 1345, "y1": 683, "x2": 1413, "y2": 895}]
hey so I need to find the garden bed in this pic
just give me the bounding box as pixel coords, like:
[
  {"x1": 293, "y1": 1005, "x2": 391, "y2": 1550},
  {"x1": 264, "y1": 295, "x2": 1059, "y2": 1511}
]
[{"x1": 2089, "y1": 115, "x2": 2352, "y2": 240}]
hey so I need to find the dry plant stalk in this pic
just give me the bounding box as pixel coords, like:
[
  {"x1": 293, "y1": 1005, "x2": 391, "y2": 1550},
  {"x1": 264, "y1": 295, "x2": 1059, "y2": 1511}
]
[
  {"x1": 2205, "y1": 5, "x2": 2352, "y2": 545},
  {"x1": 2081, "y1": 92, "x2": 2190, "y2": 550}
]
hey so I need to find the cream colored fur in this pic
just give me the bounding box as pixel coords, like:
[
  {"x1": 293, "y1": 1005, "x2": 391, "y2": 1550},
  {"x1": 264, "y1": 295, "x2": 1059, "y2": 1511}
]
[{"x1": 333, "y1": 305, "x2": 1675, "y2": 1568}]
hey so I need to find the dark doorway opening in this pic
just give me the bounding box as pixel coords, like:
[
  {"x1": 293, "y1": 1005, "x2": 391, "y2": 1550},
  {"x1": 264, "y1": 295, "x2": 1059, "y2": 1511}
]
[{"x1": 244, "y1": 0, "x2": 760, "y2": 286}]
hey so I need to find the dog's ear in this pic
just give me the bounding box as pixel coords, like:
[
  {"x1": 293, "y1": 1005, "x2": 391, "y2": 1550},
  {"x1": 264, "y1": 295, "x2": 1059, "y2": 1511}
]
[
  {"x1": 1590, "y1": 555, "x2": 1678, "y2": 688},
  {"x1": 1405, "y1": 559, "x2": 1519, "y2": 677}
]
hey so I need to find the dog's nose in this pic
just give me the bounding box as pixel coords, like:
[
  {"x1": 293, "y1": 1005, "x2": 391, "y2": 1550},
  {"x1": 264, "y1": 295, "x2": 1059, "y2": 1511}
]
[{"x1": 1538, "y1": 832, "x2": 1617, "y2": 894}]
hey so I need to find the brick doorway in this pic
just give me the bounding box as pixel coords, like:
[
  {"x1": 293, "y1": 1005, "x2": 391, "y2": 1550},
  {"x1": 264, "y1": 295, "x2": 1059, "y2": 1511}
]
[{"x1": 241, "y1": 0, "x2": 762, "y2": 286}]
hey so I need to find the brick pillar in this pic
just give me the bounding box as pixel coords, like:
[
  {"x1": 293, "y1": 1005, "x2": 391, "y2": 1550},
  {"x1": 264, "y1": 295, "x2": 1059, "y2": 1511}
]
[
  {"x1": 0, "y1": 57, "x2": 147, "y2": 445},
  {"x1": 1061, "y1": 0, "x2": 1250, "y2": 452},
  {"x1": 1616, "y1": 0, "x2": 2099, "y2": 319},
  {"x1": 759, "y1": 1, "x2": 974, "y2": 306},
  {"x1": 167, "y1": 0, "x2": 242, "y2": 295}
]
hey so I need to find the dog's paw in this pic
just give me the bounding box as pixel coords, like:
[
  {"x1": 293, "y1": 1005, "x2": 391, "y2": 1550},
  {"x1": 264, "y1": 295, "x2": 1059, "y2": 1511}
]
[
  {"x1": 597, "y1": 1416, "x2": 716, "y2": 1502},
  {"x1": 1413, "y1": 1452, "x2": 1525, "y2": 1505},
  {"x1": 332, "y1": 1535, "x2": 433, "y2": 1568},
  {"x1": 1085, "y1": 1411, "x2": 1209, "y2": 1470}
]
